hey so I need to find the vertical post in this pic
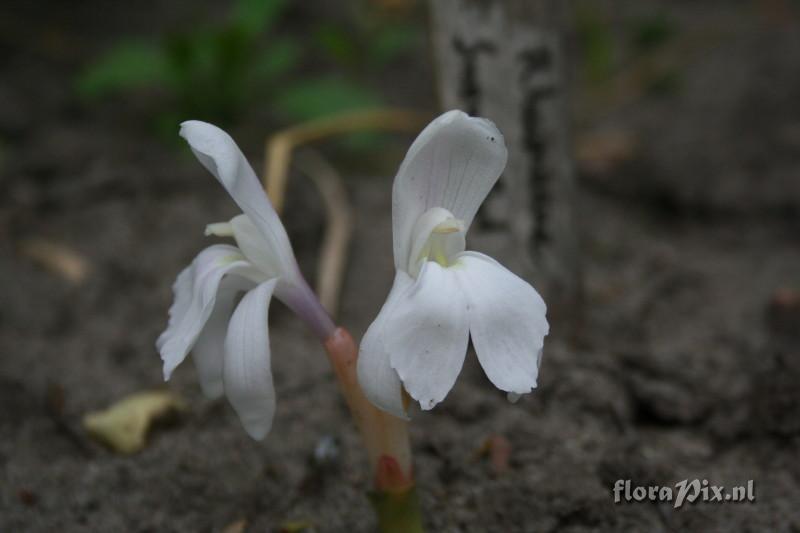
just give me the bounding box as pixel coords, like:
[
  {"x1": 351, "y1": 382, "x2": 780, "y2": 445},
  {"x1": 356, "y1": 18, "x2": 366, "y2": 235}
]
[{"x1": 428, "y1": 0, "x2": 581, "y2": 310}]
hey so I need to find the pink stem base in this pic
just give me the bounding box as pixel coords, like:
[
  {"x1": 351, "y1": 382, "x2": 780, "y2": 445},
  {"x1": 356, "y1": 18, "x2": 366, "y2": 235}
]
[{"x1": 323, "y1": 327, "x2": 413, "y2": 489}]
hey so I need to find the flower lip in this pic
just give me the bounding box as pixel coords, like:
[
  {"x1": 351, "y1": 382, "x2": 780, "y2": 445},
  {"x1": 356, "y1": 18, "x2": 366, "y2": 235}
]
[
  {"x1": 407, "y1": 207, "x2": 466, "y2": 277},
  {"x1": 432, "y1": 218, "x2": 465, "y2": 235}
]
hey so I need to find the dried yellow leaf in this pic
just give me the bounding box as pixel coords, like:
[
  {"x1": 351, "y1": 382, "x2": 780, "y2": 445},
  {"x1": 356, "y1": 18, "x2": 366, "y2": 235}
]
[{"x1": 83, "y1": 390, "x2": 185, "y2": 454}]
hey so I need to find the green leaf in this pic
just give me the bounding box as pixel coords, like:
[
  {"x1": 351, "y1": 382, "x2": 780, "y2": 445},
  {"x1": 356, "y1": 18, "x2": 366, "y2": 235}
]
[
  {"x1": 368, "y1": 25, "x2": 420, "y2": 67},
  {"x1": 76, "y1": 42, "x2": 170, "y2": 98},
  {"x1": 274, "y1": 77, "x2": 380, "y2": 121},
  {"x1": 314, "y1": 25, "x2": 359, "y2": 67},
  {"x1": 575, "y1": 6, "x2": 615, "y2": 82},
  {"x1": 630, "y1": 13, "x2": 676, "y2": 53},
  {"x1": 165, "y1": 32, "x2": 216, "y2": 83},
  {"x1": 251, "y1": 38, "x2": 301, "y2": 83},
  {"x1": 231, "y1": 0, "x2": 287, "y2": 36},
  {"x1": 645, "y1": 68, "x2": 682, "y2": 97}
]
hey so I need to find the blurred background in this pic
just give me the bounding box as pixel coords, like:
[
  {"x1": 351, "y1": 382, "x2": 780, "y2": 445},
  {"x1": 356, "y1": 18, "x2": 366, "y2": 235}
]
[{"x1": 1, "y1": 0, "x2": 799, "y2": 531}]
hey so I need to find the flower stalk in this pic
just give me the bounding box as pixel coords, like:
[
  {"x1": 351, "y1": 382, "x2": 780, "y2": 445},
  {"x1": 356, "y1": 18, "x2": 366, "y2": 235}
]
[
  {"x1": 323, "y1": 328, "x2": 423, "y2": 532},
  {"x1": 368, "y1": 484, "x2": 424, "y2": 533}
]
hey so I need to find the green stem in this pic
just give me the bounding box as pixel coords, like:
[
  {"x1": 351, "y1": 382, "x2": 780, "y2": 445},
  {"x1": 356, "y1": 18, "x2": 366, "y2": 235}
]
[{"x1": 369, "y1": 485, "x2": 425, "y2": 533}]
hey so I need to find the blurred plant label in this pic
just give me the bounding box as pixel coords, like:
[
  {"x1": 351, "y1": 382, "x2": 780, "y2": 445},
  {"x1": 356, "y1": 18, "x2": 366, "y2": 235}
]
[{"x1": 429, "y1": 0, "x2": 580, "y2": 307}]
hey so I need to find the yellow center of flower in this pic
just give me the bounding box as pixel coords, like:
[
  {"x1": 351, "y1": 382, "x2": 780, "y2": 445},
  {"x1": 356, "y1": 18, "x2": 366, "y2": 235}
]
[{"x1": 408, "y1": 207, "x2": 466, "y2": 276}]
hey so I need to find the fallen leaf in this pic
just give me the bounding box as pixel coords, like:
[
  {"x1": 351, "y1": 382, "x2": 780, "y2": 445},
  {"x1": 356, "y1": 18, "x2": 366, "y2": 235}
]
[
  {"x1": 20, "y1": 238, "x2": 90, "y2": 284},
  {"x1": 83, "y1": 390, "x2": 185, "y2": 454}
]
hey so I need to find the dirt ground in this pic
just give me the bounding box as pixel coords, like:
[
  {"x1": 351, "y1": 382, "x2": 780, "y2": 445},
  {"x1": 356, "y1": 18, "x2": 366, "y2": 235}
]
[{"x1": 2, "y1": 1, "x2": 799, "y2": 532}]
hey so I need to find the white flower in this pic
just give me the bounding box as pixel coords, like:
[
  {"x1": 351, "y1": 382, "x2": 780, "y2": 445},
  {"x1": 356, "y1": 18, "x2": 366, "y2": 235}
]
[
  {"x1": 356, "y1": 110, "x2": 549, "y2": 418},
  {"x1": 157, "y1": 121, "x2": 333, "y2": 440}
]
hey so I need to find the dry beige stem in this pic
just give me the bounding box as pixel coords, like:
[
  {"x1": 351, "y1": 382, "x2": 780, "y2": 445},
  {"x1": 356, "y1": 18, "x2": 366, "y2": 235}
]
[
  {"x1": 294, "y1": 148, "x2": 352, "y2": 315},
  {"x1": 262, "y1": 108, "x2": 429, "y2": 318},
  {"x1": 263, "y1": 109, "x2": 429, "y2": 213}
]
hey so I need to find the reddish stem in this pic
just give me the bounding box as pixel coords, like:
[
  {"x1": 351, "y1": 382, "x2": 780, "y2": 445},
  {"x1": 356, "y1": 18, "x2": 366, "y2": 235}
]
[{"x1": 323, "y1": 327, "x2": 413, "y2": 489}]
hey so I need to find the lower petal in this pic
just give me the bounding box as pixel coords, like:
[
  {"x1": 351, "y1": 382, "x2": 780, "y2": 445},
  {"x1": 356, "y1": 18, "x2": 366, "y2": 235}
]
[
  {"x1": 157, "y1": 244, "x2": 262, "y2": 381},
  {"x1": 357, "y1": 272, "x2": 414, "y2": 419},
  {"x1": 191, "y1": 277, "x2": 253, "y2": 399},
  {"x1": 453, "y1": 252, "x2": 548, "y2": 394},
  {"x1": 385, "y1": 261, "x2": 470, "y2": 411},
  {"x1": 224, "y1": 280, "x2": 278, "y2": 440}
]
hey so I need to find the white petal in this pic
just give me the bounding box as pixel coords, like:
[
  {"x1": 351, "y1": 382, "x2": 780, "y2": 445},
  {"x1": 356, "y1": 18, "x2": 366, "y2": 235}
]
[
  {"x1": 157, "y1": 245, "x2": 263, "y2": 381},
  {"x1": 191, "y1": 279, "x2": 251, "y2": 399},
  {"x1": 357, "y1": 272, "x2": 415, "y2": 418},
  {"x1": 392, "y1": 110, "x2": 507, "y2": 272},
  {"x1": 453, "y1": 252, "x2": 548, "y2": 394},
  {"x1": 162, "y1": 263, "x2": 193, "y2": 333},
  {"x1": 385, "y1": 261, "x2": 470, "y2": 411},
  {"x1": 224, "y1": 280, "x2": 278, "y2": 440},
  {"x1": 179, "y1": 121, "x2": 301, "y2": 283}
]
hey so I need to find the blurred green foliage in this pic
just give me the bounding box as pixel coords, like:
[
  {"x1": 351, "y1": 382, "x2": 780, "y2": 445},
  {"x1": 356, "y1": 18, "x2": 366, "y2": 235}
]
[
  {"x1": 630, "y1": 12, "x2": 681, "y2": 96},
  {"x1": 76, "y1": 0, "x2": 419, "y2": 137},
  {"x1": 576, "y1": 3, "x2": 679, "y2": 93},
  {"x1": 273, "y1": 77, "x2": 380, "y2": 121},
  {"x1": 630, "y1": 13, "x2": 676, "y2": 53},
  {"x1": 313, "y1": 14, "x2": 421, "y2": 73},
  {"x1": 575, "y1": 6, "x2": 615, "y2": 82}
]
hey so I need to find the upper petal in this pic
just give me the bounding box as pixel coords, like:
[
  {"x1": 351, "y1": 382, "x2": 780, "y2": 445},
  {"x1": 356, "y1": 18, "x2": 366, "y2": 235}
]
[
  {"x1": 357, "y1": 271, "x2": 415, "y2": 419},
  {"x1": 224, "y1": 280, "x2": 279, "y2": 440},
  {"x1": 453, "y1": 252, "x2": 548, "y2": 395},
  {"x1": 157, "y1": 244, "x2": 263, "y2": 381},
  {"x1": 392, "y1": 110, "x2": 507, "y2": 272},
  {"x1": 180, "y1": 120, "x2": 301, "y2": 284},
  {"x1": 384, "y1": 261, "x2": 470, "y2": 411}
]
